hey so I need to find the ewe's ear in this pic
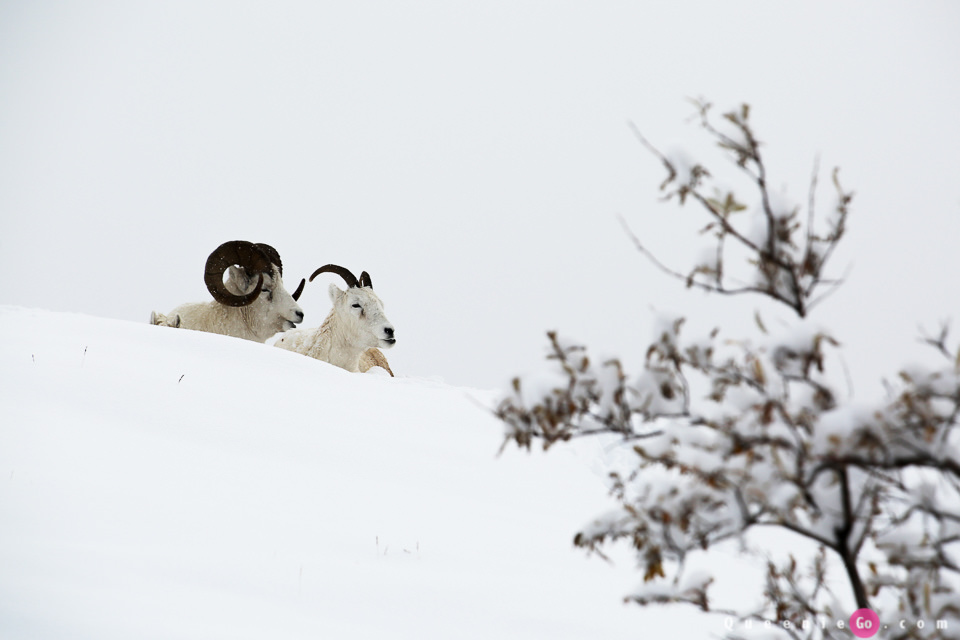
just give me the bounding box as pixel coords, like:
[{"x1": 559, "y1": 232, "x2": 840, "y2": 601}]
[{"x1": 328, "y1": 283, "x2": 345, "y2": 303}]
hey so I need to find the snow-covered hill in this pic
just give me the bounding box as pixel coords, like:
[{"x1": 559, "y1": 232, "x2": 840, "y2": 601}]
[{"x1": 0, "y1": 306, "x2": 679, "y2": 639}]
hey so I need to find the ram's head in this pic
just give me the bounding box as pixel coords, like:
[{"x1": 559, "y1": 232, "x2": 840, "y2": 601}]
[
  {"x1": 205, "y1": 240, "x2": 305, "y2": 331},
  {"x1": 309, "y1": 264, "x2": 395, "y2": 350}
]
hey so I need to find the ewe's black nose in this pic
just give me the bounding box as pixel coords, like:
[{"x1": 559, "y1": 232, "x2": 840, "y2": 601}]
[
  {"x1": 384, "y1": 327, "x2": 394, "y2": 338},
  {"x1": 295, "y1": 310, "x2": 304, "y2": 321}
]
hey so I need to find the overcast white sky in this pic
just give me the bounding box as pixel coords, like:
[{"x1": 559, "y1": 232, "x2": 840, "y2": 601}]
[{"x1": 1, "y1": 1, "x2": 958, "y2": 391}]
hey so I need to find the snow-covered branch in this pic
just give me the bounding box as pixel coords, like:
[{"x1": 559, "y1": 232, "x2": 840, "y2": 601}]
[
  {"x1": 627, "y1": 100, "x2": 851, "y2": 319},
  {"x1": 495, "y1": 100, "x2": 960, "y2": 638}
]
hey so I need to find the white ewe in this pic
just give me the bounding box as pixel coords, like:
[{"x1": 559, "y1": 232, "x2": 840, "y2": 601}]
[
  {"x1": 151, "y1": 240, "x2": 305, "y2": 343},
  {"x1": 274, "y1": 264, "x2": 395, "y2": 375}
]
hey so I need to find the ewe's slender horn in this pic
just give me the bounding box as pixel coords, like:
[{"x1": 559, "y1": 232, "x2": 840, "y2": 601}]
[
  {"x1": 291, "y1": 278, "x2": 306, "y2": 301},
  {"x1": 359, "y1": 271, "x2": 373, "y2": 288},
  {"x1": 253, "y1": 243, "x2": 282, "y2": 276},
  {"x1": 309, "y1": 264, "x2": 359, "y2": 288},
  {"x1": 204, "y1": 240, "x2": 270, "y2": 307}
]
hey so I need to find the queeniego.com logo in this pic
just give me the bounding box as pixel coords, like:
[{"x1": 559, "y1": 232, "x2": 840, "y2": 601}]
[{"x1": 723, "y1": 609, "x2": 949, "y2": 636}]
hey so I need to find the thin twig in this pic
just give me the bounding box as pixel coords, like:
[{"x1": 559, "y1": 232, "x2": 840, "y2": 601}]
[
  {"x1": 617, "y1": 215, "x2": 767, "y2": 298},
  {"x1": 805, "y1": 155, "x2": 821, "y2": 270}
]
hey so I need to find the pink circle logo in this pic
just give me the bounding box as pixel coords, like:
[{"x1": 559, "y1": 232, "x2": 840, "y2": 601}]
[{"x1": 850, "y1": 608, "x2": 880, "y2": 638}]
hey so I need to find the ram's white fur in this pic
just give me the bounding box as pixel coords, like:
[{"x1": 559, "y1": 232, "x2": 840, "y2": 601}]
[
  {"x1": 152, "y1": 264, "x2": 304, "y2": 343},
  {"x1": 275, "y1": 282, "x2": 395, "y2": 373}
]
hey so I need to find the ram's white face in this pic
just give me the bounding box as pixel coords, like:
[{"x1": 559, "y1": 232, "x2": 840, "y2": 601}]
[
  {"x1": 226, "y1": 265, "x2": 304, "y2": 333},
  {"x1": 329, "y1": 283, "x2": 396, "y2": 350}
]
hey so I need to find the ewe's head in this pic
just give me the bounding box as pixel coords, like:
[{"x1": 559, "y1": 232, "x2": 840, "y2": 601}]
[
  {"x1": 205, "y1": 241, "x2": 305, "y2": 334},
  {"x1": 310, "y1": 264, "x2": 396, "y2": 350}
]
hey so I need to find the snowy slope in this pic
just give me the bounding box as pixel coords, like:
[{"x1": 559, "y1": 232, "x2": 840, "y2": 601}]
[{"x1": 0, "y1": 306, "x2": 688, "y2": 639}]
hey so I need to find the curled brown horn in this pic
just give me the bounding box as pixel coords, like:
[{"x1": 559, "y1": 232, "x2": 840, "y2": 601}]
[
  {"x1": 204, "y1": 240, "x2": 270, "y2": 306},
  {"x1": 309, "y1": 264, "x2": 359, "y2": 288},
  {"x1": 291, "y1": 278, "x2": 306, "y2": 301},
  {"x1": 253, "y1": 243, "x2": 282, "y2": 276},
  {"x1": 359, "y1": 271, "x2": 373, "y2": 288}
]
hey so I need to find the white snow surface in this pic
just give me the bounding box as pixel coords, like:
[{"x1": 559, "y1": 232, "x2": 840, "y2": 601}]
[{"x1": 0, "y1": 306, "x2": 689, "y2": 639}]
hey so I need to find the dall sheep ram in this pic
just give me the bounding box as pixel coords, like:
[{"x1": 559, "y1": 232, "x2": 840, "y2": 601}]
[
  {"x1": 274, "y1": 264, "x2": 396, "y2": 376},
  {"x1": 151, "y1": 240, "x2": 305, "y2": 343}
]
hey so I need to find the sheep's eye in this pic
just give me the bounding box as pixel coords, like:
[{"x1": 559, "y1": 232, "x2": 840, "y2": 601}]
[{"x1": 352, "y1": 303, "x2": 362, "y2": 309}]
